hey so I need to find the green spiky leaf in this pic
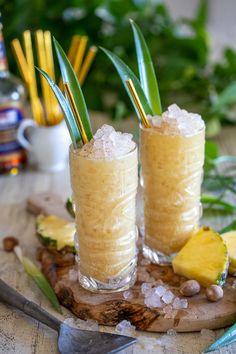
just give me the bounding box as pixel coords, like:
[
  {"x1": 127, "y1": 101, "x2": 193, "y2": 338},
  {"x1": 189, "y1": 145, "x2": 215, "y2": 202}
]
[
  {"x1": 201, "y1": 194, "x2": 236, "y2": 213},
  {"x1": 100, "y1": 47, "x2": 153, "y2": 123},
  {"x1": 14, "y1": 246, "x2": 61, "y2": 313},
  {"x1": 220, "y1": 220, "x2": 236, "y2": 233},
  {"x1": 36, "y1": 67, "x2": 81, "y2": 148},
  {"x1": 53, "y1": 37, "x2": 93, "y2": 141},
  {"x1": 130, "y1": 19, "x2": 162, "y2": 115}
]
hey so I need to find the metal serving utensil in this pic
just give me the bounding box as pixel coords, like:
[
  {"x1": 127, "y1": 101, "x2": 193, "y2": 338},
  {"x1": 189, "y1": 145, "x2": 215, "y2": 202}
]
[{"x1": 0, "y1": 279, "x2": 136, "y2": 354}]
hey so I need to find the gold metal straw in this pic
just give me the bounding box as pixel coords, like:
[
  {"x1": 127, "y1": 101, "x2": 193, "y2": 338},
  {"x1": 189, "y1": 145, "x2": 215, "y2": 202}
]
[
  {"x1": 11, "y1": 39, "x2": 29, "y2": 84},
  {"x1": 78, "y1": 46, "x2": 97, "y2": 86},
  {"x1": 64, "y1": 82, "x2": 88, "y2": 144},
  {"x1": 126, "y1": 79, "x2": 151, "y2": 128},
  {"x1": 73, "y1": 36, "x2": 88, "y2": 76}
]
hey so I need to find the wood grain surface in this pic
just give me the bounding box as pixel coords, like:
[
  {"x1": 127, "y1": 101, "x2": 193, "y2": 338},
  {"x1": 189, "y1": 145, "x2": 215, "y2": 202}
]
[
  {"x1": 37, "y1": 246, "x2": 236, "y2": 333},
  {"x1": 0, "y1": 121, "x2": 235, "y2": 354}
]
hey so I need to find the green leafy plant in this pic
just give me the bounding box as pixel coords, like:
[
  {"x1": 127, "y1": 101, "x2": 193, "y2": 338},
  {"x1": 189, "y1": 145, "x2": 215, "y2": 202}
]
[
  {"x1": 37, "y1": 37, "x2": 93, "y2": 146},
  {"x1": 101, "y1": 19, "x2": 162, "y2": 121},
  {"x1": 220, "y1": 220, "x2": 236, "y2": 233},
  {"x1": 100, "y1": 47, "x2": 153, "y2": 123},
  {"x1": 36, "y1": 68, "x2": 81, "y2": 147},
  {"x1": 202, "y1": 140, "x2": 236, "y2": 227},
  {"x1": 53, "y1": 38, "x2": 93, "y2": 140},
  {"x1": 130, "y1": 19, "x2": 162, "y2": 115},
  {"x1": 14, "y1": 245, "x2": 61, "y2": 313}
]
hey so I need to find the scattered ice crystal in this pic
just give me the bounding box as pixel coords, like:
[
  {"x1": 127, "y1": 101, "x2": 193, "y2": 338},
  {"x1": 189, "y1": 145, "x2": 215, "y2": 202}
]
[
  {"x1": 144, "y1": 293, "x2": 162, "y2": 308},
  {"x1": 137, "y1": 336, "x2": 155, "y2": 350},
  {"x1": 64, "y1": 318, "x2": 76, "y2": 328},
  {"x1": 123, "y1": 290, "x2": 134, "y2": 300},
  {"x1": 68, "y1": 269, "x2": 78, "y2": 282},
  {"x1": 162, "y1": 290, "x2": 175, "y2": 304},
  {"x1": 200, "y1": 328, "x2": 215, "y2": 339},
  {"x1": 141, "y1": 282, "x2": 152, "y2": 294},
  {"x1": 115, "y1": 320, "x2": 136, "y2": 336},
  {"x1": 156, "y1": 334, "x2": 176, "y2": 348},
  {"x1": 167, "y1": 329, "x2": 177, "y2": 336},
  {"x1": 179, "y1": 299, "x2": 188, "y2": 309},
  {"x1": 63, "y1": 318, "x2": 99, "y2": 331},
  {"x1": 79, "y1": 124, "x2": 135, "y2": 159},
  {"x1": 85, "y1": 319, "x2": 99, "y2": 331},
  {"x1": 149, "y1": 104, "x2": 205, "y2": 136},
  {"x1": 155, "y1": 285, "x2": 167, "y2": 297},
  {"x1": 172, "y1": 297, "x2": 188, "y2": 309}
]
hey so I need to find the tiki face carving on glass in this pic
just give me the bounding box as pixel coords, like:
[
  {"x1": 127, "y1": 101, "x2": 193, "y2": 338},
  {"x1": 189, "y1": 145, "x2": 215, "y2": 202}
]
[{"x1": 70, "y1": 125, "x2": 138, "y2": 292}]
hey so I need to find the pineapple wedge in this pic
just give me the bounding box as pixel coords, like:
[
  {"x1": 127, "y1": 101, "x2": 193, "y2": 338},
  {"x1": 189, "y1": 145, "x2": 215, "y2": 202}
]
[
  {"x1": 172, "y1": 227, "x2": 229, "y2": 287},
  {"x1": 36, "y1": 215, "x2": 76, "y2": 252},
  {"x1": 221, "y1": 231, "x2": 236, "y2": 275}
]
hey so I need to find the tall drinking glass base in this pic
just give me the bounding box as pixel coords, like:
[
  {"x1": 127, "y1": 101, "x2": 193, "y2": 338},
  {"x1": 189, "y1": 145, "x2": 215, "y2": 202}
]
[
  {"x1": 79, "y1": 259, "x2": 137, "y2": 293},
  {"x1": 142, "y1": 243, "x2": 176, "y2": 265}
]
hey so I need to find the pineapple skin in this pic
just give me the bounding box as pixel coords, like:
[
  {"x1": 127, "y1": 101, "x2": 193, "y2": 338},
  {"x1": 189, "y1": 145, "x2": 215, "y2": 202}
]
[
  {"x1": 221, "y1": 231, "x2": 236, "y2": 272},
  {"x1": 36, "y1": 215, "x2": 76, "y2": 253}
]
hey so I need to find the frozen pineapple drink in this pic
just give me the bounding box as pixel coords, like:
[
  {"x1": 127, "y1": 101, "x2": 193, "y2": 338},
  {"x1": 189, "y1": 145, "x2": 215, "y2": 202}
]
[
  {"x1": 140, "y1": 104, "x2": 205, "y2": 264},
  {"x1": 70, "y1": 125, "x2": 138, "y2": 292}
]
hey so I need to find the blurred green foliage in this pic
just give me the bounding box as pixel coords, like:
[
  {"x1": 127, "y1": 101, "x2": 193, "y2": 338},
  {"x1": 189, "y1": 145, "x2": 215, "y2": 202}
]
[{"x1": 1, "y1": 0, "x2": 236, "y2": 135}]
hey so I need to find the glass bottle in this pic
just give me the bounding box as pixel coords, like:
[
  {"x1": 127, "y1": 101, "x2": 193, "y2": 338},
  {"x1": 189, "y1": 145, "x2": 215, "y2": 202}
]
[{"x1": 0, "y1": 13, "x2": 26, "y2": 175}]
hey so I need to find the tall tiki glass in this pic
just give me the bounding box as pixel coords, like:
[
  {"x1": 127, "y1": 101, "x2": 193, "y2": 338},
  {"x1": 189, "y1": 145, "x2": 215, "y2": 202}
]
[
  {"x1": 140, "y1": 104, "x2": 205, "y2": 264},
  {"x1": 69, "y1": 125, "x2": 138, "y2": 292}
]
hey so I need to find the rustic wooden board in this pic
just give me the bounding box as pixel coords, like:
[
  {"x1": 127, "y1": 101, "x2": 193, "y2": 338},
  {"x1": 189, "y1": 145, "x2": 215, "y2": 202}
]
[
  {"x1": 38, "y1": 246, "x2": 236, "y2": 333},
  {"x1": 27, "y1": 192, "x2": 236, "y2": 333}
]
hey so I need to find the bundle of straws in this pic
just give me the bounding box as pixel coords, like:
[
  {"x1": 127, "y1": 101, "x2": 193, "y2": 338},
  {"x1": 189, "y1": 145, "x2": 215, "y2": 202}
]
[{"x1": 11, "y1": 31, "x2": 97, "y2": 126}]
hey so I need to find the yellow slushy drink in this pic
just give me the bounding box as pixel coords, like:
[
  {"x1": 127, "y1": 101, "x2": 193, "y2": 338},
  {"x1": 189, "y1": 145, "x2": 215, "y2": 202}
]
[
  {"x1": 140, "y1": 104, "x2": 205, "y2": 264},
  {"x1": 70, "y1": 125, "x2": 138, "y2": 292}
]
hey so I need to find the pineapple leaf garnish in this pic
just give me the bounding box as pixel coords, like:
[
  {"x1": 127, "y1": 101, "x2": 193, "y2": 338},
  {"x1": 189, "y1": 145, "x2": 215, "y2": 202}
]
[
  {"x1": 53, "y1": 38, "x2": 93, "y2": 141},
  {"x1": 14, "y1": 246, "x2": 62, "y2": 313},
  {"x1": 130, "y1": 19, "x2": 162, "y2": 115},
  {"x1": 100, "y1": 47, "x2": 153, "y2": 122},
  {"x1": 36, "y1": 67, "x2": 81, "y2": 147}
]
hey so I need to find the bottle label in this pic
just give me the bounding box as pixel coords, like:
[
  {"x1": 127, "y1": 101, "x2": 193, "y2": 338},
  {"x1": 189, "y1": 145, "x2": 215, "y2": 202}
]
[
  {"x1": 0, "y1": 104, "x2": 23, "y2": 130},
  {"x1": 0, "y1": 102, "x2": 25, "y2": 172},
  {"x1": 0, "y1": 32, "x2": 7, "y2": 71}
]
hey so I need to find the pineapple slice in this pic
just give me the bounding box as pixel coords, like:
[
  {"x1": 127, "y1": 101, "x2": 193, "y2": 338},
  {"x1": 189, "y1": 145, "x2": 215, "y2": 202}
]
[
  {"x1": 172, "y1": 227, "x2": 229, "y2": 287},
  {"x1": 221, "y1": 231, "x2": 236, "y2": 275},
  {"x1": 36, "y1": 215, "x2": 75, "y2": 252}
]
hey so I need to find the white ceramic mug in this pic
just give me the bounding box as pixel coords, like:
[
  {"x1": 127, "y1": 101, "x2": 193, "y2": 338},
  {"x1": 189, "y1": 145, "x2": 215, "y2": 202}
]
[{"x1": 17, "y1": 119, "x2": 71, "y2": 172}]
